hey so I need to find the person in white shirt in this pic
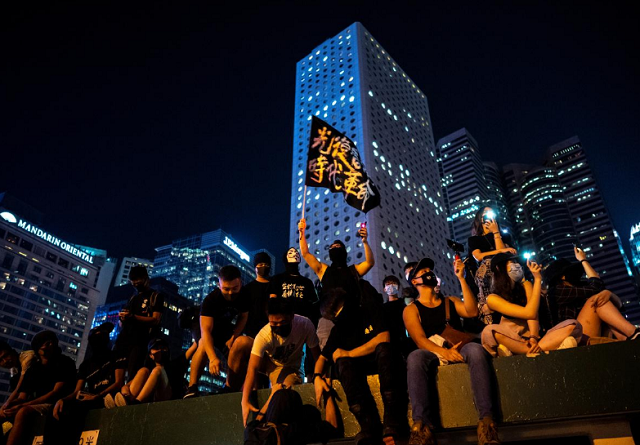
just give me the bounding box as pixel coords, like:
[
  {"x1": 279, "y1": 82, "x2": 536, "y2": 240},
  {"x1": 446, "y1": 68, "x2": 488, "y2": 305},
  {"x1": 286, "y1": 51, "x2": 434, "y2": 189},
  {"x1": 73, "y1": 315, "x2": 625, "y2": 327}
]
[{"x1": 241, "y1": 298, "x2": 320, "y2": 426}]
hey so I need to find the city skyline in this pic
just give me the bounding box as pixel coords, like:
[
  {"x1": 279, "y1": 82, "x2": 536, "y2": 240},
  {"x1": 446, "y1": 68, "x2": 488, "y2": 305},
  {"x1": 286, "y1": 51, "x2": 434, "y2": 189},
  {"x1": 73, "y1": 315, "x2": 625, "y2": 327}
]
[{"x1": 2, "y1": 3, "x2": 639, "y2": 272}]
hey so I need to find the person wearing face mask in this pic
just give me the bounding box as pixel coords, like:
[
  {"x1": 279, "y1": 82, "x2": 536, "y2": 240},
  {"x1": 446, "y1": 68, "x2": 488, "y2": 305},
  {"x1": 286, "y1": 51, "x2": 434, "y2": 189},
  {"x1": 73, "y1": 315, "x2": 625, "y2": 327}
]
[
  {"x1": 297, "y1": 218, "x2": 375, "y2": 348},
  {"x1": 185, "y1": 265, "x2": 252, "y2": 397},
  {"x1": 241, "y1": 298, "x2": 320, "y2": 426},
  {"x1": 382, "y1": 275, "x2": 415, "y2": 360},
  {"x1": 314, "y1": 288, "x2": 409, "y2": 445},
  {"x1": 112, "y1": 266, "x2": 165, "y2": 385},
  {"x1": 244, "y1": 252, "x2": 273, "y2": 339},
  {"x1": 268, "y1": 248, "x2": 319, "y2": 325},
  {"x1": 403, "y1": 258, "x2": 500, "y2": 445},
  {"x1": 545, "y1": 247, "x2": 639, "y2": 341},
  {"x1": 481, "y1": 253, "x2": 582, "y2": 357}
]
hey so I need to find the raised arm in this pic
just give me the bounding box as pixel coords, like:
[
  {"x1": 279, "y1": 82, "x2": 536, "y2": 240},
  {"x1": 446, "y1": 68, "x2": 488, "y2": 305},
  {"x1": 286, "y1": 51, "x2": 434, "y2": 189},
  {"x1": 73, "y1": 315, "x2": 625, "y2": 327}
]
[
  {"x1": 486, "y1": 260, "x2": 542, "y2": 320},
  {"x1": 575, "y1": 246, "x2": 599, "y2": 279},
  {"x1": 451, "y1": 259, "x2": 478, "y2": 318},
  {"x1": 298, "y1": 218, "x2": 327, "y2": 278},
  {"x1": 354, "y1": 225, "x2": 374, "y2": 277}
]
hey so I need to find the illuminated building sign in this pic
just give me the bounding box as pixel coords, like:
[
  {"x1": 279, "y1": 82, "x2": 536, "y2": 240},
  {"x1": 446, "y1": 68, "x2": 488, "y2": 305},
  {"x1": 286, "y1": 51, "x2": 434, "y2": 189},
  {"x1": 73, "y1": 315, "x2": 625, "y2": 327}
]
[
  {"x1": 0, "y1": 211, "x2": 94, "y2": 264},
  {"x1": 631, "y1": 223, "x2": 640, "y2": 240},
  {"x1": 223, "y1": 236, "x2": 250, "y2": 263}
]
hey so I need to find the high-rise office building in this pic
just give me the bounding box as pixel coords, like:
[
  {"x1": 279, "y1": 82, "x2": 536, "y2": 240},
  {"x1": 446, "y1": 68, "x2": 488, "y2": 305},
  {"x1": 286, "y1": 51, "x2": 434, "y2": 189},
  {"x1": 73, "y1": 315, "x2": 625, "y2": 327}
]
[
  {"x1": 153, "y1": 229, "x2": 275, "y2": 303},
  {"x1": 0, "y1": 193, "x2": 104, "y2": 399},
  {"x1": 630, "y1": 223, "x2": 640, "y2": 274},
  {"x1": 545, "y1": 137, "x2": 638, "y2": 323},
  {"x1": 114, "y1": 257, "x2": 154, "y2": 287},
  {"x1": 437, "y1": 128, "x2": 490, "y2": 248},
  {"x1": 289, "y1": 22, "x2": 457, "y2": 291},
  {"x1": 483, "y1": 162, "x2": 515, "y2": 240}
]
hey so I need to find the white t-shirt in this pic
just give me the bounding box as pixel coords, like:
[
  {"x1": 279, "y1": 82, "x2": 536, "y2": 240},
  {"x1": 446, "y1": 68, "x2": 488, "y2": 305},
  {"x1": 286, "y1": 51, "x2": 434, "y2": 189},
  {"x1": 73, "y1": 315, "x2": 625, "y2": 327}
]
[
  {"x1": 10, "y1": 350, "x2": 37, "y2": 378},
  {"x1": 251, "y1": 315, "x2": 319, "y2": 369}
]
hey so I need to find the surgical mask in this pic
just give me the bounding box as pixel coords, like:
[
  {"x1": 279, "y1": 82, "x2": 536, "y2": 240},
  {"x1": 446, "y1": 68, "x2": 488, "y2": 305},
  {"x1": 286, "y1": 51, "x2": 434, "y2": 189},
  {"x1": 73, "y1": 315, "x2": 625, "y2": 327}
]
[
  {"x1": 384, "y1": 284, "x2": 399, "y2": 296},
  {"x1": 257, "y1": 266, "x2": 271, "y2": 278},
  {"x1": 271, "y1": 323, "x2": 293, "y2": 338},
  {"x1": 508, "y1": 263, "x2": 524, "y2": 283}
]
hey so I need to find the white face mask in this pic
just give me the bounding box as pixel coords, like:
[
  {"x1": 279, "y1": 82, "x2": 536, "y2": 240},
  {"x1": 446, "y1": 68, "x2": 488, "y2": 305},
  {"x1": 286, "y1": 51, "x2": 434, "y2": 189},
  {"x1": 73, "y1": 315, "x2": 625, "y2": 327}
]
[
  {"x1": 508, "y1": 263, "x2": 524, "y2": 283},
  {"x1": 384, "y1": 284, "x2": 399, "y2": 296},
  {"x1": 286, "y1": 248, "x2": 301, "y2": 263}
]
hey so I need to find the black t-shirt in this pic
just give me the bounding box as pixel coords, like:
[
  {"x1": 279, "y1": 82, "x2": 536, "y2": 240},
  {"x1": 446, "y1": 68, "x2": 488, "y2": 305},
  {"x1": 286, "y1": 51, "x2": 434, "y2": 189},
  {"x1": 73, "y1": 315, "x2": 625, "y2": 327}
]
[
  {"x1": 244, "y1": 280, "x2": 271, "y2": 338},
  {"x1": 268, "y1": 273, "x2": 319, "y2": 323},
  {"x1": 118, "y1": 289, "x2": 165, "y2": 345},
  {"x1": 413, "y1": 299, "x2": 464, "y2": 338},
  {"x1": 320, "y1": 265, "x2": 360, "y2": 303},
  {"x1": 383, "y1": 299, "x2": 408, "y2": 347},
  {"x1": 77, "y1": 351, "x2": 116, "y2": 395},
  {"x1": 166, "y1": 353, "x2": 189, "y2": 399},
  {"x1": 468, "y1": 233, "x2": 514, "y2": 256},
  {"x1": 201, "y1": 288, "x2": 250, "y2": 347},
  {"x1": 21, "y1": 352, "x2": 76, "y2": 399},
  {"x1": 322, "y1": 299, "x2": 387, "y2": 361}
]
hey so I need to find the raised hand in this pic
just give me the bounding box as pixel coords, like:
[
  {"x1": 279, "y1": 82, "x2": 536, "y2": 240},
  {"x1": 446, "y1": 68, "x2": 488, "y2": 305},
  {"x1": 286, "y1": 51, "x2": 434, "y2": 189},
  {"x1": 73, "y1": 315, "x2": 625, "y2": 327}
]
[
  {"x1": 527, "y1": 259, "x2": 542, "y2": 279},
  {"x1": 453, "y1": 259, "x2": 465, "y2": 280}
]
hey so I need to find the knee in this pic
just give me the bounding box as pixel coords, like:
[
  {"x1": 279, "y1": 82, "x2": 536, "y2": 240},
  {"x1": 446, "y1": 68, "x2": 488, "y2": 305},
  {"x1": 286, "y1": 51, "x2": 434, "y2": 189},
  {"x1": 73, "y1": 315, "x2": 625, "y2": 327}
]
[
  {"x1": 407, "y1": 349, "x2": 437, "y2": 370},
  {"x1": 232, "y1": 336, "x2": 253, "y2": 353},
  {"x1": 335, "y1": 357, "x2": 355, "y2": 376},
  {"x1": 461, "y1": 342, "x2": 487, "y2": 362}
]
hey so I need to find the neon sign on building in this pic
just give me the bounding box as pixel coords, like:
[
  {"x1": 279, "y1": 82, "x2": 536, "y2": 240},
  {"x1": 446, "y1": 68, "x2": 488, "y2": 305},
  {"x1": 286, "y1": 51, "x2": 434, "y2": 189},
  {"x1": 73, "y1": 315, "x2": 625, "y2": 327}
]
[{"x1": 223, "y1": 236, "x2": 250, "y2": 263}]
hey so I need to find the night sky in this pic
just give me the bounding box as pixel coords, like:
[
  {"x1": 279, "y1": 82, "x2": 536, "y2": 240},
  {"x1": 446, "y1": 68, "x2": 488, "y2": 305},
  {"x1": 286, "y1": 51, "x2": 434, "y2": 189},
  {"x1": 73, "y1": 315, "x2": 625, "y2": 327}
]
[{"x1": 2, "y1": 2, "x2": 639, "y2": 269}]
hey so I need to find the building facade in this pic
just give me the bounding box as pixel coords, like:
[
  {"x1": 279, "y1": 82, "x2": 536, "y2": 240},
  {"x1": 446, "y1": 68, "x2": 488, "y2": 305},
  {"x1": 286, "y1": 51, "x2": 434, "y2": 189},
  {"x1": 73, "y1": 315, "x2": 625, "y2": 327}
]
[
  {"x1": 114, "y1": 257, "x2": 154, "y2": 287},
  {"x1": 0, "y1": 194, "x2": 103, "y2": 399},
  {"x1": 544, "y1": 137, "x2": 639, "y2": 323},
  {"x1": 152, "y1": 229, "x2": 275, "y2": 304},
  {"x1": 289, "y1": 22, "x2": 457, "y2": 291}
]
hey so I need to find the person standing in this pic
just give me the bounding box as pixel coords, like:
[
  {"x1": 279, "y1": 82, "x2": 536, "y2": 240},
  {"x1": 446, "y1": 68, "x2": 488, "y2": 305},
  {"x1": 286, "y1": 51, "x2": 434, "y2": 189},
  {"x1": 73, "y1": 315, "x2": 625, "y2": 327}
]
[
  {"x1": 382, "y1": 275, "x2": 414, "y2": 360},
  {"x1": 244, "y1": 252, "x2": 273, "y2": 339}
]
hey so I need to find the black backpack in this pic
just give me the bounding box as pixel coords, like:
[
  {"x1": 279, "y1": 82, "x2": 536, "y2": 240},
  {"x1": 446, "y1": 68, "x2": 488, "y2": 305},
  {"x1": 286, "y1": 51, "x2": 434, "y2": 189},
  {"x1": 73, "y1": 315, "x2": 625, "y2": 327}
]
[{"x1": 244, "y1": 421, "x2": 297, "y2": 445}]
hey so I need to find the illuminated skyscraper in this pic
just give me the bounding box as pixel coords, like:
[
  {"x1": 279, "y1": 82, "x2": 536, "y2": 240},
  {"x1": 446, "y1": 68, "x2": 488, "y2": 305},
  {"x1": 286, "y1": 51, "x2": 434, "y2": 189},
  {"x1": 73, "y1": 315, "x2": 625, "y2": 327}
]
[
  {"x1": 289, "y1": 23, "x2": 456, "y2": 291},
  {"x1": 630, "y1": 223, "x2": 640, "y2": 274},
  {"x1": 152, "y1": 229, "x2": 275, "y2": 303},
  {"x1": 545, "y1": 137, "x2": 638, "y2": 323}
]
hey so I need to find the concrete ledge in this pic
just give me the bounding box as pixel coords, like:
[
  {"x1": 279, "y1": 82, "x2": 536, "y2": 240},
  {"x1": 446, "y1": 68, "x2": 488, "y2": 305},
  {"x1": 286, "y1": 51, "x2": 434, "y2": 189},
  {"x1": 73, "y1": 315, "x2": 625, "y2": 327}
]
[{"x1": 28, "y1": 340, "x2": 640, "y2": 444}]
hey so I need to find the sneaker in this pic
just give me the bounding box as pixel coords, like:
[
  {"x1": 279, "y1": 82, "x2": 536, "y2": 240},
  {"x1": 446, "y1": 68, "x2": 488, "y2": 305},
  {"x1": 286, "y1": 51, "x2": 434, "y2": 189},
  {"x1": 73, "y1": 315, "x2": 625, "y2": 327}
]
[
  {"x1": 408, "y1": 421, "x2": 437, "y2": 445},
  {"x1": 183, "y1": 385, "x2": 199, "y2": 399},
  {"x1": 477, "y1": 417, "x2": 500, "y2": 445},
  {"x1": 496, "y1": 345, "x2": 512, "y2": 357},
  {"x1": 103, "y1": 394, "x2": 116, "y2": 409},
  {"x1": 558, "y1": 336, "x2": 578, "y2": 350},
  {"x1": 115, "y1": 392, "x2": 128, "y2": 407},
  {"x1": 627, "y1": 328, "x2": 640, "y2": 341}
]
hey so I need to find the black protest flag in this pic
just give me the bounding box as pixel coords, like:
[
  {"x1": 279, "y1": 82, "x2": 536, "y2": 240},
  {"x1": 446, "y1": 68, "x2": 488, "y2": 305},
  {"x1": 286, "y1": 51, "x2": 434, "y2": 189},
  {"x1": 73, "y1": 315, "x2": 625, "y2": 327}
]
[{"x1": 305, "y1": 117, "x2": 381, "y2": 213}]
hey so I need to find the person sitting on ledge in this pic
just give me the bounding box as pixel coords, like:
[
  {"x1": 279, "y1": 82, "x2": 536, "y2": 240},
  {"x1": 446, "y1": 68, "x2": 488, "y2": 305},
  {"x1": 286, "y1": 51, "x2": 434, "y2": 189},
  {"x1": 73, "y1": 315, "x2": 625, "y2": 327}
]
[
  {"x1": 0, "y1": 341, "x2": 37, "y2": 422},
  {"x1": 481, "y1": 254, "x2": 583, "y2": 356},
  {"x1": 545, "y1": 246, "x2": 639, "y2": 342},
  {"x1": 403, "y1": 257, "x2": 499, "y2": 445},
  {"x1": 241, "y1": 298, "x2": 320, "y2": 426}
]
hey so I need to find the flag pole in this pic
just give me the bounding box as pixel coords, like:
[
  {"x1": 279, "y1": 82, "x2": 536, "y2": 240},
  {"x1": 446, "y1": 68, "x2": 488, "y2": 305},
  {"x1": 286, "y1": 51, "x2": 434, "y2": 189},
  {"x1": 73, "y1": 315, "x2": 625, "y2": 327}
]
[{"x1": 301, "y1": 185, "x2": 308, "y2": 220}]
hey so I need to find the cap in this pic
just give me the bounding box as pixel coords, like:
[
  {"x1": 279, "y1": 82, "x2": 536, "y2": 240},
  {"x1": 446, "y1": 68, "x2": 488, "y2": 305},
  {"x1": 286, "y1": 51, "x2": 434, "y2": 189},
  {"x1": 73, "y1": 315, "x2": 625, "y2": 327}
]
[
  {"x1": 490, "y1": 253, "x2": 519, "y2": 274},
  {"x1": 408, "y1": 258, "x2": 435, "y2": 281},
  {"x1": 148, "y1": 337, "x2": 169, "y2": 352},
  {"x1": 31, "y1": 330, "x2": 58, "y2": 351},
  {"x1": 254, "y1": 252, "x2": 272, "y2": 267},
  {"x1": 89, "y1": 322, "x2": 115, "y2": 337}
]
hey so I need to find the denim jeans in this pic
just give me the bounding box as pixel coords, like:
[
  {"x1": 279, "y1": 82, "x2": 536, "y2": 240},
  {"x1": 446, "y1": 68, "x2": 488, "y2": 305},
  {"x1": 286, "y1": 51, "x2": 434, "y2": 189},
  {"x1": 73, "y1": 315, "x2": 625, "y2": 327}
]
[{"x1": 407, "y1": 342, "x2": 493, "y2": 426}]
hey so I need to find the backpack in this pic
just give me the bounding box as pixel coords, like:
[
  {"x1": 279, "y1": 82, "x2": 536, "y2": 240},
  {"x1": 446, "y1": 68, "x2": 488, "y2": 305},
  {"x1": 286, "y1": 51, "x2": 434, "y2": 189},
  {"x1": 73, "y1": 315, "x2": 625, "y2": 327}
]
[{"x1": 244, "y1": 421, "x2": 297, "y2": 445}]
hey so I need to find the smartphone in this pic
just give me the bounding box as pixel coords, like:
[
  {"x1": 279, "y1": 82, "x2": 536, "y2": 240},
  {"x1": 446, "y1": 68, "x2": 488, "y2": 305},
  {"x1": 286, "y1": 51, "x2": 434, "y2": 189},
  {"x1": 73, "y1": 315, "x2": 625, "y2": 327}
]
[
  {"x1": 482, "y1": 211, "x2": 496, "y2": 222},
  {"x1": 76, "y1": 391, "x2": 93, "y2": 401},
  {"x1": 359, "y1": 221, "x2": 367, "y2": 238}
]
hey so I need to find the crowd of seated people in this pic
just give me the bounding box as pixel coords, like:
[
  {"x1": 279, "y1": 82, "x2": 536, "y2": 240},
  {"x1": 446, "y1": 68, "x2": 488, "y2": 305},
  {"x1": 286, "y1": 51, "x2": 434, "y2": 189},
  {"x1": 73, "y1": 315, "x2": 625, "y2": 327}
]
[{"x1": 0, "y1": 209, "x2": 638, "y2": 445}]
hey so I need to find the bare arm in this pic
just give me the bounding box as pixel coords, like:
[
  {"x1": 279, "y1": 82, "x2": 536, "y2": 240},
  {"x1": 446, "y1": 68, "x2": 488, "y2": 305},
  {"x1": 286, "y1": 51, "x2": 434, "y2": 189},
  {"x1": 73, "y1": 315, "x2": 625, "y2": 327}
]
[
  {"x1": 233, "y1": 312, "x2": 248, "y2": 340},
  {"x1": 298, "y1": 218, "x2": 328, "y2": 278},
  {"x1": 185, "y1": 341, "x2": 198, "y2": 361},
  {"x1": 132, "y1": 311, "x2": 162, "y2": 325},
  {"x1": 451, "y1": 259, "x2": 478, "y2": 318},
  {"x1": 354, "y1": 226, "x2": 374, "y2": 277},
  {"x1": 403, "y1": 304, "x2": 449, "y2": 355},
  {"x1": 337, "y1": 332, "x2": 389, "y2": 360},
  {"x1": 200, "y1": 315, "x2": 218, "y2": 363},
  {"x1": 24, "y1": 381, "x2": 68, "y2": 406},
  {"x1": 575, "y1": 247, "x2": 599, "y2": 279},
  {"x1": 486, "y1": 262, "x2": 542, "y2": 320}
]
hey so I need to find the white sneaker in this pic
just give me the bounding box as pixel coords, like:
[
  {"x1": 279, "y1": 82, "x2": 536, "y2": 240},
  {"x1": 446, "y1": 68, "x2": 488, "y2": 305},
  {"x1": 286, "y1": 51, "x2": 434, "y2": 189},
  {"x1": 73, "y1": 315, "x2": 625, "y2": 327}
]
[
  {"x1": 497, "y1": 344, "x2": 513, "y2": 357},
  {"x1": 104, "y1": 394, "x2": 116, "y2": 409},
  {"x1": 115, "y1": 392, "x2": 128, "y2": 407},
  {"x1": 558, "y1": 336, "x2": 578, "y2": 350}
]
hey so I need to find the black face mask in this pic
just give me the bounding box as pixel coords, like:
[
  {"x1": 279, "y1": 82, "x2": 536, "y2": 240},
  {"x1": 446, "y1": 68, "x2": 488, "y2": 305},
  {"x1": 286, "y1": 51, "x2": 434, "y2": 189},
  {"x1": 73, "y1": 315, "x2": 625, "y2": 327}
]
[
  {"x1": 329, "y1": 247, "x2": 347, "y2": 265},
  {"x1": 271, "y1": 323, "x2": 293, "y2": 338},
  {"x1": 88, "y1": 334, "x2": 109, "y2": 352},
  {"x1": 415, "y1": 271, "x2": 438, "y2": 288},
  {"x1": 257, "y1": 266, "x2": 271, "y2": 278},
  {"x1": 284, "y1": 263, "x2": 299, "y2": 275}
]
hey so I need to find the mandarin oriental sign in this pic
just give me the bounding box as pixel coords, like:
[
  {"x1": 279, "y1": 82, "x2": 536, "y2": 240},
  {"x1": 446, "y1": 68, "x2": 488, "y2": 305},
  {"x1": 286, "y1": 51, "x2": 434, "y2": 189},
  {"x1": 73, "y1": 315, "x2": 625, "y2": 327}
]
[{"x1": 0, "y1": 211, "x2": 94, "y2": 264}]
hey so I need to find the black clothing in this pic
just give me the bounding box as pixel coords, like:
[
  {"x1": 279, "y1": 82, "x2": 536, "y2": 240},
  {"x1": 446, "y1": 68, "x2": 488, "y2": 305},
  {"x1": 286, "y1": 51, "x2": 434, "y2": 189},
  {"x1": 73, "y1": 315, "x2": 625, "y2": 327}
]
[
  {"x1": 118, "y1": 289, "x2": 165, "y2": 342},
  {"x1": 467, "y1": 233, "x2": 514, "y2": 256},
  {"x1": 166, "y1": 353, "x2": 189, "y2": 399},
  {"x1": 383, "y1": 299, "x2": 415, "y2": 359},
  {"x1": 413, "y1": 299, "x2": 464, "y2": 338},
  {"x1": 201, "y1": 288, "x2": 251, "y2": 347},
  {"x1": 268, "y1": 273, "x2": 319, "y2": 325},
  {"x1": 320, "y1": 265, "x2": 360, "y2": 303},
  {"x1": 548, "y1": 277, "x2": 606, "y2": 323},
  {"x1": 322, "y1": 299, "x2": 386, "y2": 361},
  {"x1": 244, "y1": 280, "x2": 271, "y2": 338},
  {"x1": 21, "y1": 352, "x2": 76, "y2": 399},
  {"x1": 77, "y1": 351, "x2": 116, "y2": 395}
]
